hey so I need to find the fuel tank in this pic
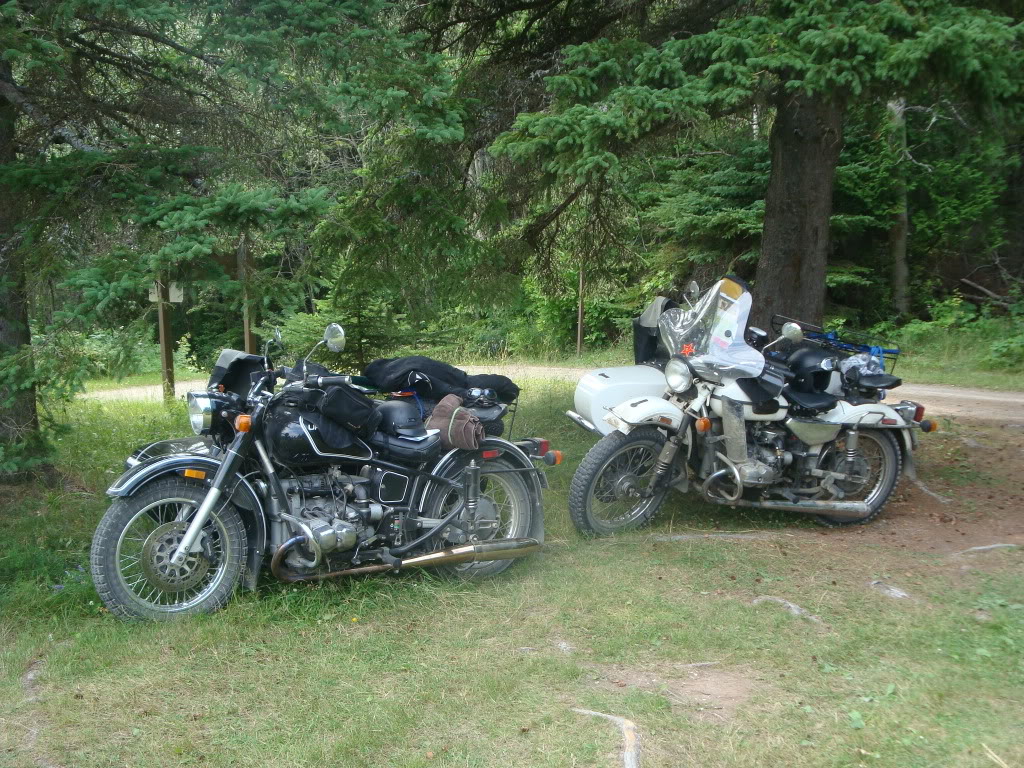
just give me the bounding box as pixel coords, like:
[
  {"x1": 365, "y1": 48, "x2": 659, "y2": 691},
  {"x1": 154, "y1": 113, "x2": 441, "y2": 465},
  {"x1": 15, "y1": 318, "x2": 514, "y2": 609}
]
[{"x1": 263, "y1": 402, "x2": 371, "y2": 468}]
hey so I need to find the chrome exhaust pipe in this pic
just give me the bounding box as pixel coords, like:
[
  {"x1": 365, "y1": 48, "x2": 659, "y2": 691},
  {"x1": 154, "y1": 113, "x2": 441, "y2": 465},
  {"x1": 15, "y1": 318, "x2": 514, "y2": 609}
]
[
  {"x1": 707, "y1": 497, "x2": 871, "y2": 522},
  {"x1": 272, "y1": 537, "x2": 542, "y2": 583}
]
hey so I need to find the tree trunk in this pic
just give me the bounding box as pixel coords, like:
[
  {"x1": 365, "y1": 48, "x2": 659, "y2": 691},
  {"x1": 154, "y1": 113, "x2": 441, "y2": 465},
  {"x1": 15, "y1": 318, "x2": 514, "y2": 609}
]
[
  {"x1": 887, "y1": 98, "x2": 910, "y2": 317},
  {"x1": 751, "y1": 91, "x2": 845, "y2": 330},
  {"x1": 0, "y1": 62, "x2": 40, "y2": 454}
]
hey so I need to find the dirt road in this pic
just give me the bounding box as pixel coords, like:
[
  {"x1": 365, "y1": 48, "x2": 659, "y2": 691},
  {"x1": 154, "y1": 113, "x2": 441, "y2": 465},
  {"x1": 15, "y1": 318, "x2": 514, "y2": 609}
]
[{"x1": 83, "y1": 365, "x2": 1023, "y2": 423}]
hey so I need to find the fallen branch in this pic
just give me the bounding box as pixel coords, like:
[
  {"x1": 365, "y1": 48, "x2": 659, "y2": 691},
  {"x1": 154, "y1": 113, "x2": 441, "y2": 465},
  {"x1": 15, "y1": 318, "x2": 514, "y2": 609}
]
[
  {"x1": 953, "y1": 543, "x2": 1019, "y2": 556},
  {"x1": 912, "y1": 479, "x2": 952, "y2": 505},
  {"x1": 960, "y1": 278, "x2": 1013, "y2": 308},
  {"x1": 751, "y1": 596, "x2": 823, "y2": 624},
  {"x1": 652, "y1": 533, "x2": 776, "y2": 542},
  {"x1": 572, "y1": 708, "x2": 640, "y2": 768},
  {"x1": 869, "y1": 581, "x2": 911, "y2": 599}
]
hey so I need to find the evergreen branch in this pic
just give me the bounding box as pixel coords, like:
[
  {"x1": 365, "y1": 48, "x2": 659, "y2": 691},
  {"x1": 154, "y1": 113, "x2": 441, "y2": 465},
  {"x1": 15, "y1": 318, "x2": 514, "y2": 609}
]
[{"x1": 0, "y1": 77, "x2": 102, "y2": 153}]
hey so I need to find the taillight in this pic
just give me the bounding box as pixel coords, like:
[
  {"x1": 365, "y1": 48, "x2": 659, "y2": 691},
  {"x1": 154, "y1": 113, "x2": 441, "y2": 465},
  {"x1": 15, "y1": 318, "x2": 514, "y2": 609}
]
[
  {"x1": 914, "y1": 404, "x2": 925, "y2": 422},
  {"x1": 537, "y1": 439, "x2": 550, "y2": 456}
]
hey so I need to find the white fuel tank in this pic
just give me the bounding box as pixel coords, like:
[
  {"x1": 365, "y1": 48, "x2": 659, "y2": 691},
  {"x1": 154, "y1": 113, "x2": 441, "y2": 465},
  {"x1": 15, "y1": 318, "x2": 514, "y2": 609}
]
[
  {"x1": 709, "y1": 381, "x2": 789, "y2": 421},
  {"x1": 573, "y1": 366, "x2": 667, "y2": 436}
]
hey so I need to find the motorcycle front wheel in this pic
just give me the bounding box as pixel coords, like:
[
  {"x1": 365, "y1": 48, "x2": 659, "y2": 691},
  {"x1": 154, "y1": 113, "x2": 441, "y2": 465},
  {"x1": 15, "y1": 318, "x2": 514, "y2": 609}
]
[
  {"x1": 90, "y1": 478, "x2": 246, "y2": 620},
  {"x1": 568, "y1": 427, "x2": 669, "y2": 536}
]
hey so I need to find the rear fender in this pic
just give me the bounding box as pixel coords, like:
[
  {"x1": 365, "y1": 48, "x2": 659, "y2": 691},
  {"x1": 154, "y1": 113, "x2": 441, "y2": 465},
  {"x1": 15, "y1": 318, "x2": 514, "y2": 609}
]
[
  {"x1": 605, "y1": 398, "x2": 684, "y2": 435},
  {"x1": 108, "y1": 454, "x2": 267, "y2": 590},
  {"x1": 424, "y1": 438, "x2": 544, "y2": 543},
  {"x1": 818, "y1": 402, "x2": 917, "y2": 480}
]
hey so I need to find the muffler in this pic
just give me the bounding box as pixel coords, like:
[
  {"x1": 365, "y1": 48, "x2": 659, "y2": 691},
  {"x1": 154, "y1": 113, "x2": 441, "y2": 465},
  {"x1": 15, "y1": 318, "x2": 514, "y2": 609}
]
[
  {"x1": 706, "y1": 497, "x2": 871, "y2": 522},
  {"x1": 271, "y1": 537, "x2": 542, "y2": 583}
]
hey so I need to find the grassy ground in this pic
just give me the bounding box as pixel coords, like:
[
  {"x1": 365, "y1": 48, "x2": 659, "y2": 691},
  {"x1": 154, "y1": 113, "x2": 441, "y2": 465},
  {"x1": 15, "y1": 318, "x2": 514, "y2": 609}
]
[{"x1": 2, "y1": 381, "x2": 1022, "y2": 767}]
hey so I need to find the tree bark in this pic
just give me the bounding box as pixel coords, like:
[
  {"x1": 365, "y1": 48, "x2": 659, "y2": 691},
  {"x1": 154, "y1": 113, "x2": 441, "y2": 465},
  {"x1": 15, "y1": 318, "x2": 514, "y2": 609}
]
[
  {"x1": 887, "y1": 98, "x2": 910, "y2": 317},
  {"x1": 0, "y1": 62, "x2": 40, "y2": 451},
  {"x1": 751, "y1": 90, "x2": 845, "y2": 330}
]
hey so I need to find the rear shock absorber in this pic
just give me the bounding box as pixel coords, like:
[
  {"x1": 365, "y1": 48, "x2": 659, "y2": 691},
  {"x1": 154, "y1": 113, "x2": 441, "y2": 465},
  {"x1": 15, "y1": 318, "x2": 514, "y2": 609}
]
[{"x1": 845, "y1": 427, "x2": 860, "y2": 467}]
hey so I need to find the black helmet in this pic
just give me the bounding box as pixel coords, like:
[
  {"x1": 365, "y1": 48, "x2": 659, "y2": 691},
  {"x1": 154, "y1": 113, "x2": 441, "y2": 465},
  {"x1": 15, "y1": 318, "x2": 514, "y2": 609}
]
[{"x1": 376, "y1": 399, "x2": 427, "y2": 438}]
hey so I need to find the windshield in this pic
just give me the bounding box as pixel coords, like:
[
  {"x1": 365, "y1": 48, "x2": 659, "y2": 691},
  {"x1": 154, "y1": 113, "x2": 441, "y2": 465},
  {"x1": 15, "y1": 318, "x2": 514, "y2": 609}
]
[{"x1": 658, "y1": 277, "x2": 764, "y2": 382}]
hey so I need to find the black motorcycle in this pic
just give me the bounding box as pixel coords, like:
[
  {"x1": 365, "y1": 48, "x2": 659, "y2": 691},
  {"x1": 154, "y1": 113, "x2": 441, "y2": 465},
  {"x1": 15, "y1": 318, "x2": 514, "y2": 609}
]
[{"x1": 90, "y1": 324, "x2": 558, "y2": 620}]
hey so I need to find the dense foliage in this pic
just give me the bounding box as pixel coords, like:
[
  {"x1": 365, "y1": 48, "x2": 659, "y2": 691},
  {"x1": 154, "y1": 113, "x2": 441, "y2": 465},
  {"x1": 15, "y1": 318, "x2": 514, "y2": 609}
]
[{"x1": 2, "y1": 0, "x2": 1023, "y2": 467}]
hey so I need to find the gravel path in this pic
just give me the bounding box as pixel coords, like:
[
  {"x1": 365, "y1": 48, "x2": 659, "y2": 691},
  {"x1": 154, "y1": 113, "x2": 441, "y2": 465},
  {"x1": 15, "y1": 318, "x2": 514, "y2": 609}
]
[{"x1": 82, "y1": 365, "x2": 1024, "y2": 423}]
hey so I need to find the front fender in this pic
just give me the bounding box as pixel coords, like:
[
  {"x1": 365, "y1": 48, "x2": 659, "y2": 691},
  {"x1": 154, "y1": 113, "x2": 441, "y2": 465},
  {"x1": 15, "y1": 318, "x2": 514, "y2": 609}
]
[
  {"x1": 108, "y1": 452, "x2": 267, "y2": 591},
  {"x1": 605, "y1": 397, "x2": 684, "y2": 435}
]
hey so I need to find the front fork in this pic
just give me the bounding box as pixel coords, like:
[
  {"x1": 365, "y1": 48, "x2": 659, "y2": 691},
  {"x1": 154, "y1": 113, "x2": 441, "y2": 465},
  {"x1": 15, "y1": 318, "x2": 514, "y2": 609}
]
[
  {"x1": 645, "y1": 413, "x2": 694, "y2": 495},
  {"x1": 169, "y1": 429, "x2": 252, "y2": 566}
]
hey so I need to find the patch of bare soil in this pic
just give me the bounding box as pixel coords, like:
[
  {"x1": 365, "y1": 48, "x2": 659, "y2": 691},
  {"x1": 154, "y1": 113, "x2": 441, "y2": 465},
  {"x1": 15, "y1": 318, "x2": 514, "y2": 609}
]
[
  {"x1": 584, "y1": 661, "x2": 760, "y2": 723},
  {"x1": 806, "y1": 421, "x2": 1024, "y2": 557}
]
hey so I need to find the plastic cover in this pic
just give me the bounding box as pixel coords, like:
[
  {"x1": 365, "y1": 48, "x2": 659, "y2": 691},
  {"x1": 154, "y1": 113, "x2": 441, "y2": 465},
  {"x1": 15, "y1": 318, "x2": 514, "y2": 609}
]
[{"x1": 657, "y1": 278, "x2": 765, "y2": 383}]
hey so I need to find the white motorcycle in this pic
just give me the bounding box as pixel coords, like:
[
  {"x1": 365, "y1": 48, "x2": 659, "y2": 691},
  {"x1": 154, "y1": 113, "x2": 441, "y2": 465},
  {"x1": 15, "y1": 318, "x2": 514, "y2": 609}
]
[{"x1": 566, "y1": 277, "x2": 937, "y2": 535}]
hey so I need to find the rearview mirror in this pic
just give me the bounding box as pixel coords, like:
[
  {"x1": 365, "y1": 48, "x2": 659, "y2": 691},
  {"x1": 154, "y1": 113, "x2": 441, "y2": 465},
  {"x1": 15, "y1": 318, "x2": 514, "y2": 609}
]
[
  {"x1": 781, "y1": 322, "x2": 804, "y2": 343},
  {"x1": 324, "y1": 323, "x2": 346, "y2": 353},
  {"x1": 273, "y1": 327, "x2": 282, "y2": 345}
]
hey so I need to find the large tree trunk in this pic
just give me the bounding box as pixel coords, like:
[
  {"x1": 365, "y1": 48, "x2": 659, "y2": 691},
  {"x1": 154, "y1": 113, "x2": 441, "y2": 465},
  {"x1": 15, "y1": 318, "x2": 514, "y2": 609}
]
[
  {"x1": 0, "y1": 62, "x2": 39, "y2": 454},
  {"x1": 887, "y1": 98, "x2": 910, "y2": 317},
  {"x1": 751, "y1": 90, "x2": 845, "y2": 330}
]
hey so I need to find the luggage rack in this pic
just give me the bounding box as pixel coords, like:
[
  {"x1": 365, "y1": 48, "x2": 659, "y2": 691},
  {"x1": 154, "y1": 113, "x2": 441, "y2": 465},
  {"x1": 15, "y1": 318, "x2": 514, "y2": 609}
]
[{"x1": 770, "y1": 315, "x2": 901, "y2": 373}]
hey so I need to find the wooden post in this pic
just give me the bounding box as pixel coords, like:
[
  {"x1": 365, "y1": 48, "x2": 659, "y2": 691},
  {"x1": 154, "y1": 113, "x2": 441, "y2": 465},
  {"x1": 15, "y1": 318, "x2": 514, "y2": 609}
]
[
  {"x1": 576, "y1": 266, "x2": 584, "y2": 356},
  {"x1": 237, "y1": 232, "x2": 258, "y2": 354},
  {"x1": 157, "y1": 277, "x2": 175, "y2": 404}
]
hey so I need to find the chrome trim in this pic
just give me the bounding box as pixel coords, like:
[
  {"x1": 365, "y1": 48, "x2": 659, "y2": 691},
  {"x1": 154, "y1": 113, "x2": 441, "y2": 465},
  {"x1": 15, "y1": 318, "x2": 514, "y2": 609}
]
[
  {"x1": 299, "y1": 417, "x2": 373, "y2": 461},
  {"x1": 566, "y1": 410, "x2": 600, "y2": 435}
]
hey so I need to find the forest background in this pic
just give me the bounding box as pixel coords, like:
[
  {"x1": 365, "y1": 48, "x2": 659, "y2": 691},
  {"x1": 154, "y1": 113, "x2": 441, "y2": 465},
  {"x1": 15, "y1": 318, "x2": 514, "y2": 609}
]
[{"x1": 2, "y1": 0, "x2": 1024, "y2": 470}]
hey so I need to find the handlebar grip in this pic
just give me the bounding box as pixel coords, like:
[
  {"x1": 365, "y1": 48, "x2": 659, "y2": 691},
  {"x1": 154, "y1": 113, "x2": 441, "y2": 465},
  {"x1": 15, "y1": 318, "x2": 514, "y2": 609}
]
[{"x1": 304, "y1": 374, "x2": 351, "y2": 388}]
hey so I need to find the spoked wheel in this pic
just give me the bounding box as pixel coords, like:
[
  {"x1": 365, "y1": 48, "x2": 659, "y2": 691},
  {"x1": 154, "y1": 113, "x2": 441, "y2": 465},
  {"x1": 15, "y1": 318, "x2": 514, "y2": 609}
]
[
  {"x1": 568, "y1": 427, "x2": 669, "y2": 536},
  {"x1": 814, "y1": 429, "x2": 902, "y2": 527},
  {"x1": 422, "y1": 457, "x2": 534, "y2": 579},
  {"x1": 90, "y1": 478, "x2": 246, "y2": 620}
]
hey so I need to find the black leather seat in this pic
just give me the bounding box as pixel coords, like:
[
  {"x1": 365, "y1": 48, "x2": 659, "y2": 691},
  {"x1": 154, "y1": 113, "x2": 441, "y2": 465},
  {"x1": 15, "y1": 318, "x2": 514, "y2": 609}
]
[
  {"x1": 783, "y1": 386, "x2": 838, "y2": 412},
  {"x1": 858, "y1": 374, "x2": 902, "y2": 390}
]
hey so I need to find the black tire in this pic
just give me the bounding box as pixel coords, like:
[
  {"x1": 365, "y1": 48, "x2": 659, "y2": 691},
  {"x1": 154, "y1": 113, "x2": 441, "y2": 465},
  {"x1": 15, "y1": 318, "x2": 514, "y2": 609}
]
[
  {"x1": 815, "y1": 429, "x2": 902, "y2": 528},
  {"x1": 90, "y1": 478, "x2": 246, "y2": 620},
  {"x1": 568, "y1": 427, "x2": 669, "y2": 536},
  {"x1": 421, "y1": 457, "x2": 534, "y2": 580}
]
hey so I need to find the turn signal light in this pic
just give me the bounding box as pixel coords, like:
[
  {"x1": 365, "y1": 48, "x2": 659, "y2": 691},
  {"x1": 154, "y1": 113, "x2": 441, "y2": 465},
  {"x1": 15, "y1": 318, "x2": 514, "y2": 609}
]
[
  {"x1": 543, "y1": 450, "x2": 563, "y2": 466},
  {"x1": 695, "y1": 417, "x2": 712, "y2": 434},
  {"x1": 920, "y1": 420, "x2": 938, "y2": 433},
  {"x1": 234, "y1": 414, "x2": 252, "y2": 433}
]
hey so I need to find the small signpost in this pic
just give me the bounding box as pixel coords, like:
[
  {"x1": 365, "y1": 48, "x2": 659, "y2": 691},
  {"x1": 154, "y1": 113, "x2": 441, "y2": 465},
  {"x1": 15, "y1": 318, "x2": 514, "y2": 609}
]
[{"x1": 151, "y1": 279, "x2": 182, "y2": 404}]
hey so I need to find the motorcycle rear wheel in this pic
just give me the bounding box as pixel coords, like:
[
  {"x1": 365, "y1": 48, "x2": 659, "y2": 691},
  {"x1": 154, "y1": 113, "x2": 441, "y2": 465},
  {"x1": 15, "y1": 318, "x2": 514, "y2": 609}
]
[
  {"x1": 90, "y1": 478, "x2": 246, "y2": 620},
  {"x1": 569, "y1": 427, "x2": 669, "y2": 536},
  {"x1": 814, "y1": 429, "x2": 902, "y2": 527},
  {"x1": 421, "y1": 457, "x2": 534, "y2": 579}
]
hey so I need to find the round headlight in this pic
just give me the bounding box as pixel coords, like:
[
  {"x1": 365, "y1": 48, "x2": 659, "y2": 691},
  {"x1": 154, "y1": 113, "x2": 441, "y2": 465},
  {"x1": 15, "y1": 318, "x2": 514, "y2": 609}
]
[
  {"x1": 665, "y1": 356, "x2": 694, "y2": 393},
  {"x1": 187, "y1": 392, "x2": 214, "y2": 435}
]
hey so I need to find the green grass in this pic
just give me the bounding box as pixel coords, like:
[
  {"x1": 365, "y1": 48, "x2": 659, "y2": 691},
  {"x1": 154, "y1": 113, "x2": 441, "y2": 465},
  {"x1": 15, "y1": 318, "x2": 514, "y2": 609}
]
[{"x1": 2, "y1": 382, "x2": 1022, "y2": 767}]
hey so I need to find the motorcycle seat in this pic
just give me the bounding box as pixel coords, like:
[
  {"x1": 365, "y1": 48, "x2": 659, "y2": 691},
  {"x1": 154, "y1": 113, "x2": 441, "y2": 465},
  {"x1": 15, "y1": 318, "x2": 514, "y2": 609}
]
[
  {"x1": 783, "y1": 387, "x2": 838, "y2": 412},
  {"x1": 858, "y1": 373, "x2": 902, "y2": 390}
]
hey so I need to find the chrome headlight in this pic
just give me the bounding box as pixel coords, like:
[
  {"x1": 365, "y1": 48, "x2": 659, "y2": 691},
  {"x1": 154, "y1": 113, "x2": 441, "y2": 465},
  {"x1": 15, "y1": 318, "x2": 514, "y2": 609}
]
[
  {"x1": 187, "y1": 392, "x2": 214, "y2": 435},
  {"x1": 665, "y1": 355, "x2": 694, "y2": 393}
]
